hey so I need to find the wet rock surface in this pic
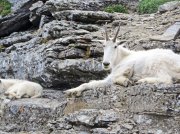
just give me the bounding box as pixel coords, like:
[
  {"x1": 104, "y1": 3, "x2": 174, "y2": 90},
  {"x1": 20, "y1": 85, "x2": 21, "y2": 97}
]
[{"x1": 0, "y1": 0, "x2": 180, "y2": 133}]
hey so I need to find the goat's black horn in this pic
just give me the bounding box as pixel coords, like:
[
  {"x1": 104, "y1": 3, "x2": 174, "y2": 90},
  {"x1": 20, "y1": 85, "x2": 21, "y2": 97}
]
[
  {"x1": 113, "y1": 23, "x2": 120, "y2": 42},
  {"x1": 104, "y1": 22, "x2": 109, "y2": 41}
]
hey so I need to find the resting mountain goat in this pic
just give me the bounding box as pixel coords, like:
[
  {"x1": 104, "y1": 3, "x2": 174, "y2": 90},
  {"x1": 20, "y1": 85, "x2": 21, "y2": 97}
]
[
  {"x1": 64, "y1": 24, "x2": 180, "y2": 96},
  {"x1": 0, "y1": 79, "x2": 43, "y2": 99}
]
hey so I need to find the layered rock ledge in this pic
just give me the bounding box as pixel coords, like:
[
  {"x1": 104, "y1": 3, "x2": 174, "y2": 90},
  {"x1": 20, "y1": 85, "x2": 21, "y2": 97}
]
[{"x1": 0, "y1": 84, "x2": 179, "y2": 133}]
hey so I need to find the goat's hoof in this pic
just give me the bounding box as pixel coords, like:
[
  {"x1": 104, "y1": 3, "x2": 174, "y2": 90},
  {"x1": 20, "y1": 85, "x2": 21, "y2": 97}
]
[
  {"x1": 64, "y1": 89, "x2": 82, "y2": 97},
  {"x1": 123, "y1": 79, "x2": 131, "y2": 87},
  {"x1": 114, "y1": 79, "x2": 131, "y2": 87},
  {"x1": 64, "y1": 90, "x2": 73, "y2": 97}
]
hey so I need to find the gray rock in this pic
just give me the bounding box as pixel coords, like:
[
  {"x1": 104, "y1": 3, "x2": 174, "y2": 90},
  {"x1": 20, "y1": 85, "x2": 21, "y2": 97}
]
[
  {"x1": 0, "y1": 131, "x2": 10, "y2": 134},
  {"x1": 0, "y1": 37, "x2": 46, "y2": 82},
  {"x1": 0, "y1": 33, "x2": 34, "y2": 47},
  {"x1": 0, "y1": 98, "x2": 66, "y2": 132},
  {"x1": 0, "y1": 12, "x2": 32, "y2": 37},
  {"x1": 121, "y1": 123, "x2": 134, "y2": 130},
  {"x1": 0, "y1": 28, "x2": 106, "y2": 89},
  {"x1": 1, "y1": 0, "x2": 50, "y2": 37},
  {"x1": 47, "y1": 58, "x2": 105, "y2": 88},
  {"x1": 77, "y1": 24, "x2": 99, "y2": 32},
  {"x1": 95, "y1": 109, "x2": 119, "y2": 124},
  {"x1": 53, "y1": 10, "x2": 114, "y2": 24},
  {"x1": 29, "y1": 1, "x2": 44, "y2": 11},
  {"x1": 39, "y1": 15, "x2": 53, "y2": 29},
  {"x1": 8, "y1": 0, "x2": 31, "y2": 12},
  {"x1": 48, "y1": 117, "x2": 72, "y2": 130},
  {"x1": 36, "y1": 4, "x2": 52, "y2": 16},
  {"x1": 45, "y1": 0, "x2": 139, "y2": 12},
  {"x1": 92, "y1": 128, "x2": 113, "y2": 134},
  {"x1": 150, "y1": 21, "x2": 180, "y2": 41},
  {"x1": 29, "y1": 1, "x2": 45, "y2": 26},
  {"x1": 112, "y1": 20, "x2": 128, "y2": 26},
  {"x1": 8, "y1": 0, "x2": 47, "y2": 13},
  {"x1": 41, "y1": 20, "x2": 78, "y2": 39},
  {"x1": 158, "y1": 1, "x2": 180, "y2": 13},
  {"x1": 133, "y1": 113, "x2": 180, "y2": 133},
  {"x1": 65, "y1": 109, "x2": 119, "y2": 127},
  {"x1": 58, "y1": 48, "x2": 86, "y2": 59}
]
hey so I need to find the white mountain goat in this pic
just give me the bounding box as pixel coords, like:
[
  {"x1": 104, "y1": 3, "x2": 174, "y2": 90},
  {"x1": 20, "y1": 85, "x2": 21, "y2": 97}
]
[
  {"x1": 64, "y1": 24, "x2": 180, "y2": 96},
  {"x1": 0, "y1": 79, "x2": 43, "y2": 99}
]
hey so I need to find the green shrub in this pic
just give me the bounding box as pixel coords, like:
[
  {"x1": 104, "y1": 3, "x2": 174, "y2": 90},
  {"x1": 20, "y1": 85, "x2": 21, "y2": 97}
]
[
  {"x1": 138, "y1": 0, "x2": 179, "y2": 14},
  {"x1": 104, "y1": 4, "x2": 128, "y2": 13},
  {"x1": 0, "y1": 0, "x2": 11, "y2": 16}
]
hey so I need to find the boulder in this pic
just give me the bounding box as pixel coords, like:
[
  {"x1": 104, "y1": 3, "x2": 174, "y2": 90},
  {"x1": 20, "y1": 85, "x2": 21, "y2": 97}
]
[
  {"x1": 29, "y1": 1, "x2": 45, "y2": 26},
  {"x1": 45, "y1": 0, "x2": 139, "y2": 12},
  {"x1": 8, "y1": 0, "x2": 47, "y2": 12},
  {"x1": 65, "y1": 109, "x2": 119, "y2": 127},
  {"x1": 0, "y1": 12, "x2": 32, "y2": 37},
  {"x1": 0, "y1": 0, "x2": 50, "y2": 37},
  {"x1": 0, "y1": 32, "x2": 34, "y2": 47},
  {"x1": 0, "y1": 90, "x2": 66, "y2": 132},
  {"x1": 150, "y1": 21, "x2": 180, "y2": 41},
  {"x1": 158, "y1": 1, "x2": 180, "y2": 13},
  {"x1": 0, "y1": 27, "x2": 106, "y2": 89},
  {"x1": 53, "y1": 10, "x2": 114, "y2": 24}
]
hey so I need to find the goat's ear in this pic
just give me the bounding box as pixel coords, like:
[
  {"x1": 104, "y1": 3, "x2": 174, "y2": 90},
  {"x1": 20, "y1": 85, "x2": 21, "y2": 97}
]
[{"x1": 116, "y1": 40, "x2": 126, "y2": 46}]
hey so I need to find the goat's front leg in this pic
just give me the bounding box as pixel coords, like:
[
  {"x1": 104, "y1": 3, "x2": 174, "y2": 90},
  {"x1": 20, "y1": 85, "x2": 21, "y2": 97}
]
[
  {"x1": 137, "y1": 77, "x2": 172, "y2": 84},
  {"x1": 64, "y1": 79, "x2": 108, "y2": 97},
  {"x1": 113, "y1": 76, "x2": 131, "y2": 87},
  {"x1": 64, "y1": 84, "x2": 86, "y2": 97},
  {"x1": 112, "y1": 64, "x2": 134, "y2": 87}
]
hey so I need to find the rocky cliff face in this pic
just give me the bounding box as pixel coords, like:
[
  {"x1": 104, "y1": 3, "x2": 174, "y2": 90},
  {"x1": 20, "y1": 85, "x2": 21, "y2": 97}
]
[{"x1": 0, "y1": 0, "x2": 180, "y2": 133}]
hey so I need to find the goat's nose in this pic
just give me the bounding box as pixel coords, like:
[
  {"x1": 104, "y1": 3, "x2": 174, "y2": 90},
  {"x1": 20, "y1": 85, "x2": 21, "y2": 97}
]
[{"x1": 103, "y1": 62, "x2": 110, "y2": 66}]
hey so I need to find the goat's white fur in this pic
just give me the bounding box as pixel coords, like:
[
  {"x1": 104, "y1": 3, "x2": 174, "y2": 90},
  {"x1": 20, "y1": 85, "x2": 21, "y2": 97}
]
[
  {"x1": 64, "y1": 25, "x2": 180, "y2": 97},
  {"x1": 0, "y1": 79, "x2": 43, "y2": 99}
]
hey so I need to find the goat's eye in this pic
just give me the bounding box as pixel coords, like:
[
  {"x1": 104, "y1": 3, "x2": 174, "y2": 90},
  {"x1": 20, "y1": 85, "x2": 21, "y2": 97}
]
[
  {"x1": 114, "y1": 45, "x2": 117, "y2": 49},
  {"x1": 103, "y1": 45, "x2": 105, "y2": 47}
]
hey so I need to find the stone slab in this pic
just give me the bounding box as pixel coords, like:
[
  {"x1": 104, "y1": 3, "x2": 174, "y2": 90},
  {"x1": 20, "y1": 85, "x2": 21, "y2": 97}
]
[{"x1": 150, "y1": 22, "x2": 180, "y2": 41}]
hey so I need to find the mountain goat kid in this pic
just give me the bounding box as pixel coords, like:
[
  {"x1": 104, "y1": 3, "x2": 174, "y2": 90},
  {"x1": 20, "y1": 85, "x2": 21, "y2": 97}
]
[
  {"x1": 64, "y1": 24, "x2": 180, "y2": 97},
  {"x1": 0, "y1": 79, "x2": 43, "y2": 99}
]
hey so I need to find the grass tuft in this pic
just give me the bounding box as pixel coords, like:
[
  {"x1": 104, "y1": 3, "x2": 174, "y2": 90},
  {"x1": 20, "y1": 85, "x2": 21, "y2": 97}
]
[
  {"x1": 0, "y1": 0, "x2": 11, "y2": 16},
  {"x1": 138, "y1": 0, "x2": 179, "y2": 14},
  {"x1": 104, "y1": 4, "x2": 128, "y2": 13}
]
